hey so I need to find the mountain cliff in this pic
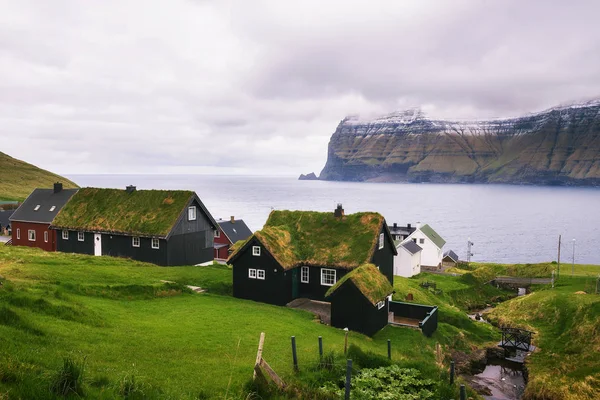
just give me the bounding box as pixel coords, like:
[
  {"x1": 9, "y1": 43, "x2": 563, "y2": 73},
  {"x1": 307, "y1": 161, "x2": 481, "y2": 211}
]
[
  {"x1": 319, "y1": 100, "x2": 600, "y2": 186},
  {"x1": 0, "y1": 152, "x2": 78, "y2": 201}
]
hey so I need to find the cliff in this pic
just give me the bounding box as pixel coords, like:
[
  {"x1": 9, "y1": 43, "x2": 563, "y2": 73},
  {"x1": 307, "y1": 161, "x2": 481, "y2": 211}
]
[
  {"x1": 0, "y1": 152, "x2": 78, "y2": 201},
  {"x1": 319, "y1": 100, "x2": 600, "y2": 186}
]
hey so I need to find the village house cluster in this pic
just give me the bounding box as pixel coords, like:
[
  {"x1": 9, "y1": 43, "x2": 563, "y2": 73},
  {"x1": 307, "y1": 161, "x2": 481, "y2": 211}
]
[{"x1": 7, "y1": 184, "x2": 450, "y2": 336}]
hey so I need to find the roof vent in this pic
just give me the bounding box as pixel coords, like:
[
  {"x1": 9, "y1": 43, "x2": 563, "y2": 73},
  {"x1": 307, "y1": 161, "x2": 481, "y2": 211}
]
[
  {"x1": 54, "y1": 182, "x2": 63, "y2": 193},
  {"x1": 334, "y1": 203, "x2": 344, "y2": 218},
  {"x1": 126, "y1": 185, "x2": 136, "y2": 193}
]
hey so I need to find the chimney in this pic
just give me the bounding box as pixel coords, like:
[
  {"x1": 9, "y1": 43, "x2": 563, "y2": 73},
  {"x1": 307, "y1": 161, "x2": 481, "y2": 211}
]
[
  {"x1": 393, "y1": 222, "x2": 398, "y2": 229},
  {"x1": 334, "y1": 203, "x2": 344, "y2": 218},
  {"x1": 416, "y1": 222, "x2": 422, "y2": 229},
  {"x1": 126, "y1": 185, "x2": 136, "y2": 193},
  {"x1": 407, "y1": 223, "x2": 411, "y2": 229},
  {"x1": 230, "y1": 216, "x2": 235, "y2": 224},
  {"x1": 53, "y1": 182, "x2": 63, "y2": 193}
]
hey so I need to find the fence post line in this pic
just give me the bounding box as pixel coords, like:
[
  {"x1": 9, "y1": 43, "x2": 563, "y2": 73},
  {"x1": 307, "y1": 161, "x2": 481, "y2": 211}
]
[
  {"x1": 344, "y1": 359, "x2": 352, "y2": 400},
  {"x1": 318, "y1": 336, "x2": 323, "y2": 360},
  {"x1": 291, "y1": 336, "x2": 298, "y2": 372},
  {"x1": 460, "y1": 384, "x2": 466, "y2": 400},
  {"x1": 450, "y1": 360, "x2": 455, "y2": 385},
  {"x1": 387, "y1": 339, "x2": 391, "y2": 360},
  {"x1": 344, "y1": 328, "x2": 349, "y2": 354}
]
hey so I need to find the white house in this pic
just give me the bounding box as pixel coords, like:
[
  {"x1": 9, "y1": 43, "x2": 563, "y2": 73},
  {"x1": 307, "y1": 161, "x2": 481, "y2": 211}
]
[
  {"x1": 394, "y1": 240, "x2": 422, "y2": 277},
  {"x1": 404, "y1": 224, "x2": 446, "y2": 268}
]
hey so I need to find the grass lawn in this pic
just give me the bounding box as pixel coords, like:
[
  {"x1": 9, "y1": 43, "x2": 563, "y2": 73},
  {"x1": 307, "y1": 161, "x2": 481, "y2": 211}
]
[{"x1": 0, "y1": 246, "x2": 494, "y2": 399}]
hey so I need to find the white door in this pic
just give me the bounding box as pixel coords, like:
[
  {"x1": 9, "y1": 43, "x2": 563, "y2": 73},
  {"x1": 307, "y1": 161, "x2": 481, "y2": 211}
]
[{"x1": 94, "y1": 234, "x2": 102, "y2": 256}]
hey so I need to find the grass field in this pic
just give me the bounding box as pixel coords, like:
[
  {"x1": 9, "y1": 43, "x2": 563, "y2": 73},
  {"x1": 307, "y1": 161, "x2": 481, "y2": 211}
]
[
  {"x1": 465, "y1": 261, "x2": 600, "y2": 278},
  {"x1": 0, "y1": 246, "x2": 498, "y2": 399}
]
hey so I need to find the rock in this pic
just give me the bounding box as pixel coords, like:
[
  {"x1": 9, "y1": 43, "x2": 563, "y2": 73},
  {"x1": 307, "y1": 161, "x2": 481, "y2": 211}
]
[
  {"x1": 298, "y1": 172, "x2": 318, "y2": 180},
  {"x1": 319, "y1": 100, "x2": 600, "y2": 186}
]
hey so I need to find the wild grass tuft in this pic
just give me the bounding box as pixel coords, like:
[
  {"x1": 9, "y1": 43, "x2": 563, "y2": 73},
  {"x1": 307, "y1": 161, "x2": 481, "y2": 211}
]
[{"x1": 49, "y1": 357, "x2": 86, "y2": 397}]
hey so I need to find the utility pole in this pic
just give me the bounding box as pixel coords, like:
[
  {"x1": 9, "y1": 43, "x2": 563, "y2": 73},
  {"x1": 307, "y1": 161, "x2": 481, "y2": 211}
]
[
  {"x1": 467, "y1": 238, "x2": 474, "y2": 264},
  {"x1": 557, "y1": 235, "x2": 561, "y2": 280},
  {"x1": 572, "y1": 239, "x2": 576, "y2": 276}
]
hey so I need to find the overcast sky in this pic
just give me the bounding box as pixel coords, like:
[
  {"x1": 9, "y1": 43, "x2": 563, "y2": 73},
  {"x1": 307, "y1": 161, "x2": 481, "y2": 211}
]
[{"x1": 1, "y1": 0, "x2": 599, "y2": 176}]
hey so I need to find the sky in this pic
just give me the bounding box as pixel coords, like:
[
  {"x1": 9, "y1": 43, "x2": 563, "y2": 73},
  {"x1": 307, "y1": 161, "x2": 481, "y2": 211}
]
[{"x1": 1, "y1": 0, "x2": 599, "y2": 176}]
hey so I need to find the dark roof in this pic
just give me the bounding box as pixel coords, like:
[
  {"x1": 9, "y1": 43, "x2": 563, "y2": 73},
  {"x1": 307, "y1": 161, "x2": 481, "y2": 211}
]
[
  {"x1": 399, "y1": 240, "x2": 422, "y2": 255},
  {"x1": 389, "y1": 223, "x2": 416, "y2": 236},
  {"x1": 0, "y1": 210, "x2": 14, "y2": 228},
  {"x1": 9, "y1": 188, "x2": 78, "y2": 224},
  {"x1": 419, "y1": 224, "x2": 446, "y2": 248},
  {"x1": 217, "y1": 219, "x2": 252, "y2": 244},
  {"x1": 443, "y1": 250, "x2": 459, "y2": 262},
  {"x1": 325, "y1": 264, "x2": 394, "y2": 306},
  {"x1": 52, "y1": 188, "x2": 217, "y2": 238}
]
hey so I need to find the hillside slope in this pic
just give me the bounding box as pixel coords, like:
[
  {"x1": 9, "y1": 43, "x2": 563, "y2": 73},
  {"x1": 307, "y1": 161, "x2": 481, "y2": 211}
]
[
  {"x1": 0, "y1": 152, "x2": 78, "y2": 201},
  {"x1": 319, "y1": 100, "x2": 600, "y2": 186}
]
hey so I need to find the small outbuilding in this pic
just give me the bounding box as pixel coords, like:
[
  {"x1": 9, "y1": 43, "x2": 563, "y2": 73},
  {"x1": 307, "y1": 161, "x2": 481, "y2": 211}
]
[
  {"x1": 0, "y1": 209, "x2": 14, "y2": 235},
  {"x1": 325, "y1": 263, "x2": 394, "y2": 336},
  {"x1": 442, "y1": 250, "x2": 459, "y2": 268},
  {"x1": 214, "y1": 216, "x2": 252, "y2": 260},
  {"x1": 394, "y1": 240, "x2": 422, "y2": 277}
]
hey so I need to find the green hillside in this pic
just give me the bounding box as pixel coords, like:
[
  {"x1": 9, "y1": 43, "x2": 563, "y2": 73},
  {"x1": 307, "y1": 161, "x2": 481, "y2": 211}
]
[{"x1": 0, "y1": 152, "x2": 78, "y2": 201}]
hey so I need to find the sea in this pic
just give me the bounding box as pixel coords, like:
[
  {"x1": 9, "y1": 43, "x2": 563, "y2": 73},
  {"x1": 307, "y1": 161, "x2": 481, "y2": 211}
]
[{"x1": 67, "y1": 174, "x2": 600, "y2": 265}]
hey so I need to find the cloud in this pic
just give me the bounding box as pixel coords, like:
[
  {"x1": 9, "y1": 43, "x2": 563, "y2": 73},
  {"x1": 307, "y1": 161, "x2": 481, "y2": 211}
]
[{"x1": 1, "y1": 0, "x2": 599, "y2": 176}]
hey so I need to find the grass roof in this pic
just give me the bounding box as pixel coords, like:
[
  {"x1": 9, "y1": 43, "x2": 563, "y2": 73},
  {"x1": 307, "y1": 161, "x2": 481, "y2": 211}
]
[
  {"x1": 325, "y1": 263, "x2": 394, "y2": 306},
  {"x1": 229, "y1": 210, "x2": 385, "y2": 270},
  {"x1": 52, "y1": 188, "x2": 194, "y2": 237}
]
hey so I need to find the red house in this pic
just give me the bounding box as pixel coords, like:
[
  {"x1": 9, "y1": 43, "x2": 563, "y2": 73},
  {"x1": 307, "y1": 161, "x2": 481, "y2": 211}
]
[
  {"x1": 9, "y1": 183, "x2": 78, "y2": 251},
  {"x1": 214, "y1": 216, "x2": 252, "y2": 260}
]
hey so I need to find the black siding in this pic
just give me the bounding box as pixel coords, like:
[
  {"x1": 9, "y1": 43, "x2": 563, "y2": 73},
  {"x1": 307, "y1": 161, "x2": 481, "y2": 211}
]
[
  {"x1": 231, "y1": 238, "x2": 291, "y2": 306},
  {"x1": 298, "y1": 266, "x2": 349, "y2": 301},
  {"x1": 370, "y1": 225, "x2": 395, "y2": 285},
  {"x1": 56, "y1": 230, "x2": 94, "y2": 255},
  {"x1": 167, "y1": 231, "x2": 212, "y2": 266},
  {"x1": 330, "y1": 282, "x2": 389, "y2": 337},
  {"x1": 102, "y1": 234, "x2": 168, "y2": 265}
]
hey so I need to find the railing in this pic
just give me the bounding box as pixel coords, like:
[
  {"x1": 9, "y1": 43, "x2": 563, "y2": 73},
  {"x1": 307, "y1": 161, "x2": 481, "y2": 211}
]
[
  {"x1": 389, "y1": 301, "x2": 438, "y2": 337},
  {"x1": 419, "y1": 307, "x2": 438, "y2": 337},
  {"x1": 4, "y1": 239, "x2": 12, "y2": 246}
]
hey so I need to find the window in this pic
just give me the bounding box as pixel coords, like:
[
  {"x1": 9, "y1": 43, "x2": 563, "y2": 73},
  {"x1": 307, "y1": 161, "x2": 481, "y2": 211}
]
[
  {"x1": 49, "y1": 206, "x2": 56, "y2": 212},
  {"x1": 252, "y1": 246, "x2": 261, "y2": 256},
  {"x1": 34, "y1": 205, "x2": 40, "y2": 211},
  {"x1": 44, "y1": 231, "x2": 48, "y2": 243},
  {"x1": 321, "y1": 268, "x2": 336, "y2": 286},
  {"x1": 214, "y1": 229, "x2": 220, "y2": 238},
  {"x1": 301, "y1": 266, "x2": 309, "y2": 283},
  {"x1": 249, "y1": 269, "x2": 257, "y2": 279},
  {"x1": 419, "y1": 238, "x2": 425, "y2": 244},
  {"x1": 377, "y1": 300, "x2": 385, "y2": 310},
  {"x1": 413, "y1": 238, "x2": 417, "y2": 243},
  {"x1": 132, "y1": 237, "x2": 140, "y2": 247},
  {"x1": 62, "y1": 230, "x2": 69, "y2": 240},
  {"x1": 188, "y1": 206, "x2": 197, "y2": 221},
  {"x1": 379, "y1": 233, "x2": 384, "y2": 249},
  {"x1": 152, "y1": 238, "x2": 160, "y2": 249},
  {"x1": 257, "y1": 269, "x2": 265, "y2": 280},
  {"x1": 78, "y1": 232, "x2": 84, "y2": 241},
  {"x1": 16, "y1": 228, "x2": 20, "y2": 240},
  {"x1": 28, "y1": 230, "x2": 36, "y2": 241}
]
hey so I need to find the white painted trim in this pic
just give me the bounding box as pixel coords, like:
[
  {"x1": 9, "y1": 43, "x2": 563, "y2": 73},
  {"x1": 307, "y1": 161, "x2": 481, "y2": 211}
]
[
  {"x1": 188, "y1": 206, "x2": 197, "y2": 221},
  {"x1": 300, "y1": 266, "x2": 309, "y2": 283},
  {"x1": 62, "y1": 230, "x2": 69, "y2": 240},
  {"x1": 379, "y1": 233, "x2": 384, "y2": 249},
  {"x1": 252, "y1": 246, "x2": 261, "y2": 256},
  {"x1": 16, "y1": 228, "x2": 20, "y2": 240},
  {"x1": 28, "y1": 229, "x2": 36, "y2": 241},
  {"x1": 77, "y1": 232, "x2": 84, "y2": 242},
  {"x1": 248, "y1": 269, "x2": 257, "y2": 279},
  {"x1": 257, "y1": 269, "x2": 265, "y2": 280},
  {"x1": 44, "y1": 231, "x2": 48, "y2": 243},
  {"x1": 151, "y1": 238, "x2": 160, "y2": 249},
  {"x1": 320, "y1": 268, "x2": 336, "y2": 286},
  {"x1": 132, "y1": 237, "x2": 140, "y2": 247}
]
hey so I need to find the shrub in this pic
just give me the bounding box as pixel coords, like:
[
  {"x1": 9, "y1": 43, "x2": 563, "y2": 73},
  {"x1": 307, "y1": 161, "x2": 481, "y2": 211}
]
[{"x1": 49, "y1": 357, "x2": 86, "y2": 397}]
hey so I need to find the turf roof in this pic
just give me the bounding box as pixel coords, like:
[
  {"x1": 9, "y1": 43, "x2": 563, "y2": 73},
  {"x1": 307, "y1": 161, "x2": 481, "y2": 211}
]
[
  {"x1": 325, "y1": 263, "x2": 394, "y2": 306},
  {"x1": 51, "y1": 188, "x2": 194, "y2": 237},
  {"x1": 229, "y1": 210, "x2": 386, "y2": 270}
]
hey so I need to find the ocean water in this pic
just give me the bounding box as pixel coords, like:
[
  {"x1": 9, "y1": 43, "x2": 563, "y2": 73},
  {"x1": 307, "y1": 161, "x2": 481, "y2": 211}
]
[{"x1": 67, "y1": 174, "x2": 600, "y2": 265}]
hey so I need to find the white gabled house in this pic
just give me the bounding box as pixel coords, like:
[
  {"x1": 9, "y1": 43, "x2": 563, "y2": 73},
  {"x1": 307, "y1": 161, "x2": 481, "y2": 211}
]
[
  {"x1": 394, "y1": 240, "x2": 422, "y2": 277},
  {"x1": 404, "y1": 224, "x2": 446, "y2": 268}
]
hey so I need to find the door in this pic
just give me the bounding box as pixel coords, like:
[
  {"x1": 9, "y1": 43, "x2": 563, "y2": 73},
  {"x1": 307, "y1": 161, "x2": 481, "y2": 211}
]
[
  {"x1": 291, "y1": 268, "x2": 299, "y2": 299},
  {"x1": 94, "y1": 234, "x2": 102, "y2": 256}
]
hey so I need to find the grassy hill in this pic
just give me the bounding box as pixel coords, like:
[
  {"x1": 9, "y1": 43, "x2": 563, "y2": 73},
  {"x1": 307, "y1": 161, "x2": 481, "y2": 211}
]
[{"x1": 0, "y1": 152, "x2": 78, "y2": 201}]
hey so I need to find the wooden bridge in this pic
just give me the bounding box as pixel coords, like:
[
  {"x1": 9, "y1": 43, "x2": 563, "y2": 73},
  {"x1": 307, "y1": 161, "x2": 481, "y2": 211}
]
[
  {"x1": 493, "y1": 276, "x2": 552, "y2": 287},
  {"x1": 498, "y1": 327, "x2": 536, "y2": 363}
]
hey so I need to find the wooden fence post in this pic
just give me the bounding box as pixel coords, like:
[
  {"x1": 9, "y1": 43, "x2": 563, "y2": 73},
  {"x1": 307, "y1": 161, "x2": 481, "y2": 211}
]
[
  {"x1": 253, "y1": 332, "x2": 265, "y2": 381},
  {"x1": 344, "y1": 359, "x2": 352, "y2": 400},
  {"x1": 387, "y1": 339, "x2": 391, "y2": 360},
  {"x1": 450, "y1": 360, "x2": 455, "y2": 385},
  {"x1": 460, "y1": 384, "x2": 466, "y2": 400},
  {"x1": 318, "y1": 336, "x2": 323, "y2": 360},
  {"x1": 291, "y1": 336, "x2": 298, "y2": 372},
  {"x1": 344, "y1": 328, "x2": 349, "y2": 354}
]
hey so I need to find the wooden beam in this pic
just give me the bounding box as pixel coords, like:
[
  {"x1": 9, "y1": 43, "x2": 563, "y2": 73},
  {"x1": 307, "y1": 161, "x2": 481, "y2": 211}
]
[
  {"x1": 253, "y1": 332, "x2": 265, "y2": 381},
  {"x1": 260, "y1": 358, "x2": 286, "y2": 389}
]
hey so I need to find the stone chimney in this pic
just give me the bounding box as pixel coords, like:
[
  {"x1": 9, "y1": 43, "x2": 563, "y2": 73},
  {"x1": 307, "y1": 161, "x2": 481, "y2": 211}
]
[
  {"x1": 334, "y1": 203, "x2": 344, "y2": 218},
  {"x1": 53, "y1": 182, "x2": 63, "y2": 193},
  {"x1": 230, "y1": 216, "x2": 235, "y2": 224},
  {"x1": 393, "y1": 222, "x2": 398, "y2": 229},
  {"x1": 407, "y1": 223, "x2": 412, "y2": 229},
  {"x1": 126, "y1": 185, "x2": 136, "y2": 193}
]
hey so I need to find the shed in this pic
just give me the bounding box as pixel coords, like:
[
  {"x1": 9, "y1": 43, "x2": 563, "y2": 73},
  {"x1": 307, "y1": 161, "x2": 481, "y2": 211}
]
[{"x1": 442, "y1": 250, "x2": 459, "y2": 268}]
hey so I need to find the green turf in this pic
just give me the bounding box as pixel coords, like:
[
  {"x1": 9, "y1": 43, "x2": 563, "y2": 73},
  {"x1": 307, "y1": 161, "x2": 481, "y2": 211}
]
[{"x1": 326, "y1": 263, "x2": 393, "y2": 306}]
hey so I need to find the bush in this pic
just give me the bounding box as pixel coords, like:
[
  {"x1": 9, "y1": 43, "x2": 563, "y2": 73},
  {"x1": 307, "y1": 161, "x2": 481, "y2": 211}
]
[{"x1": 49, "y1": 357, "x2": 86, "y2": 397}]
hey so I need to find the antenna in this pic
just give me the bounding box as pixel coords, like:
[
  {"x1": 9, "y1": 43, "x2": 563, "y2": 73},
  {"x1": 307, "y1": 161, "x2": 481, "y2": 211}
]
[{"x1": 467, "y1": 238, "x2": 474, "y2": 264}]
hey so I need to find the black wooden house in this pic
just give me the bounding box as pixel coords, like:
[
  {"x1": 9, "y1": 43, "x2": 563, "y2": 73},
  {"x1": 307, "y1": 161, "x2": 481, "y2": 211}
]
[
  {"x1": 51, "y1": 186, "x2": 218, "y2": 266},
  {"x1": 227, "y1": 205, "x2": 397, "y2": 307}
]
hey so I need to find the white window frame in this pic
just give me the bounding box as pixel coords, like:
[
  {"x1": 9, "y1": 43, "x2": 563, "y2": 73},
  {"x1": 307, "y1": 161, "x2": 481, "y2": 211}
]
[
  {"x1": 62, "y1": 230, "x2": 69, "y2": 240},
  {"x1": 151, "y1": 238, "x2": 160, "y2": 249},
  {"x1": 248, "y1": 269, "x2": 257, "y2": 279},
  {"x1": 257, "y1": 269, "x2": 265, "y2": 280},
  {"x1": 49, "y1": 206, "x2": 56, "y2": 212},
  {"x1": 132, "y1": 237, "x2": 140, "y2": 247},
  {"x1": 78, "y1": 232, "x2": 85, "y2": 241},
  {"x1": 16, "y1": 228, "x2": 20, "y2": 240},
  {"x1": 28, "y1": 230, "x2": 36, "y2": 241},
  {"x1": 44, "y1": 231, "x2": 48, "y2": 243},
  {"x1": 214, "y1": 229, "x2": 220, "y2": 238},
  {"x1": 188, "y1": 206, "x2": 197, "y2": 221},
  {"x1": 252, "y1": 246, "x2": 261, "y2": 256},
  {"x1": 379, "y1": 233, "x2": 384, "y2": 249},
  {"x1": 377, "y1": 300, "x2": 385, "y2": 310},
  {"x1": 320, "y1": 268, "x2": 337, "y2": 286},
  {"x1": 301, "y1": 266, "x2": 309, "y2": 283}
]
